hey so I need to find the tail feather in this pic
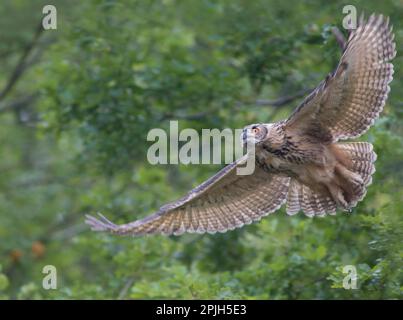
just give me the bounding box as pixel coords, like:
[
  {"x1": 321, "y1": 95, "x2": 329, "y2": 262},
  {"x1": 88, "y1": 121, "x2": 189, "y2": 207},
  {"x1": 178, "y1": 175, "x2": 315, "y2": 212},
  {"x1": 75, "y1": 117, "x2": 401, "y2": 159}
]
[
  {"x1": 336, "y1": 142, "x2": 377, "y2": 206},
  {"x1": 286, "y1": 142, "x2": 376, "y2": 217},
  {"x1": 286, "y1": 179, "x2": 337, "y2": 217}
]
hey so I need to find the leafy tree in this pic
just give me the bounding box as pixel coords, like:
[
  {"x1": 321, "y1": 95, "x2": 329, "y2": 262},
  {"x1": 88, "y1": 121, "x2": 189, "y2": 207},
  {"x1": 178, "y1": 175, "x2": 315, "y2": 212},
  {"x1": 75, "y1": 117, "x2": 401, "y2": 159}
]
[{"x1": 0, "y1": 0, "x2": 402, "y2": 299}]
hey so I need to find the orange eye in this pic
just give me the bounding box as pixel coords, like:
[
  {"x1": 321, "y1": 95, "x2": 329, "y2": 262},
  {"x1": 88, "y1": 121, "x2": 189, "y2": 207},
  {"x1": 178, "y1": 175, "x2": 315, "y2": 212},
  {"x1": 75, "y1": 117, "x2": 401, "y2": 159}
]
[{"x1": 252, "y1": 127, "x2": 260, "y2": 134}]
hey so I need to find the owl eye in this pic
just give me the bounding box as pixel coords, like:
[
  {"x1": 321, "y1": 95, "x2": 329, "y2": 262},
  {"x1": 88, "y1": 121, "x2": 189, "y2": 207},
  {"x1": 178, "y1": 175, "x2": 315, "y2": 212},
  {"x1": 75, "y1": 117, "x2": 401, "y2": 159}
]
[{"x1": 252, "y1": 127, "x2": 260, "y2": 134}]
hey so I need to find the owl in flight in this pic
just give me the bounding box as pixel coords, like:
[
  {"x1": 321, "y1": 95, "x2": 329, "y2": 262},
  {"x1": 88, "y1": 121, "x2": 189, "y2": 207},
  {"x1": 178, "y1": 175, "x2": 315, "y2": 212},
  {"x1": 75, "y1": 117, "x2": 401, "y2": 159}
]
[{"x1": 86, "y1": 14, "x2": 396, "y2": 236}]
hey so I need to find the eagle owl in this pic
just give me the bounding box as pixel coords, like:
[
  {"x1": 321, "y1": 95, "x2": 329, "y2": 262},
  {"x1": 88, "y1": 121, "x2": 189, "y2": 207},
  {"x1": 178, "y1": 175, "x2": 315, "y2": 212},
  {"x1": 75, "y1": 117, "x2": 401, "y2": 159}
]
[{"x1": 86, "y1": 14, "x2": 396, "y2": 236}]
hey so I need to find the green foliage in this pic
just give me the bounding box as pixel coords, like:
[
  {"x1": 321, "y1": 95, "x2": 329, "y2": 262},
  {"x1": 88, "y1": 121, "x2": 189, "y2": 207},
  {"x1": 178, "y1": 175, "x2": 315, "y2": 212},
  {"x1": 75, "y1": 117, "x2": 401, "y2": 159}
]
[{"x1": 0, "y1": 0, "x2": 402, "y2": 299}]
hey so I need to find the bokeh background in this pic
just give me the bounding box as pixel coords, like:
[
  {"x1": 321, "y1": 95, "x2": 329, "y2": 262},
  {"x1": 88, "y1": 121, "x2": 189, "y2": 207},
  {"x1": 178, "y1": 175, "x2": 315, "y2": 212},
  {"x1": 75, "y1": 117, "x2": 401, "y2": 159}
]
[{"x1": 0, "y1": 0, "x2": 402, "y2": 299}]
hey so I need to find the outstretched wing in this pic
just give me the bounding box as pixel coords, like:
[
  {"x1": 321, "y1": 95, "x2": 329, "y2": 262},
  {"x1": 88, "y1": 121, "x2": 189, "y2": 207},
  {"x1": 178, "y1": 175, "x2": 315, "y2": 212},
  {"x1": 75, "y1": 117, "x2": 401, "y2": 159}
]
[
  {"x1": 286, "y1": 14, "x2": 396, "y2": 142},
  {"x1": 85, "y1": 156, "x2": 290, "y2": 236}
]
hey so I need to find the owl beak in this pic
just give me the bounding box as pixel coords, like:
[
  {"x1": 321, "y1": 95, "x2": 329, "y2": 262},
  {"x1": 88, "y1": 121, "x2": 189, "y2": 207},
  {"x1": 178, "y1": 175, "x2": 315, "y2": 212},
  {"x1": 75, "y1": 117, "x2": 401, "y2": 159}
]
[
  {"x1": 242, "y1": 129, "x2": 256, "y2": 148},
  {"x1": 241, "y1": 129, "x2": 249, "y2": 148}
]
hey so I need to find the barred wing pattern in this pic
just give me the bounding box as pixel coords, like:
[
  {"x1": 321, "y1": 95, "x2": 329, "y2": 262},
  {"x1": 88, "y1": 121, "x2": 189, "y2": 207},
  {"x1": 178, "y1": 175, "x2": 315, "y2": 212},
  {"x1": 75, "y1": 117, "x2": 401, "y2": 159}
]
[
  {"x1": 286, "y1": 179, "x2": 337, "y2": 217},
  {"x1": 286, "y1": 14, "x2": 396, "y2": 141},
  {"x1": 86, "y1": 156, "x2": 290, "y2": 235}
]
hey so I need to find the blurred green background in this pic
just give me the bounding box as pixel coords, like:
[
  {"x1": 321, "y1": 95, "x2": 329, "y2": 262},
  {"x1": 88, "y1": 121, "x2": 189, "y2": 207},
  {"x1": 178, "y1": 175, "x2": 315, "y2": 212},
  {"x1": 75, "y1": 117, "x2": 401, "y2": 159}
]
[{"x1": 0, "y1": 0, "x2": 402, "y2": 299}]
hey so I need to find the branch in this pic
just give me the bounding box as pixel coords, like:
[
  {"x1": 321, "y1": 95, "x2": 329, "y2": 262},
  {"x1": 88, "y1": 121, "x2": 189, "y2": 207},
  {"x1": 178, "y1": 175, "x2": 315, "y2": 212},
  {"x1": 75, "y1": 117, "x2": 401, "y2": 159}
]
[
  {"x1": 117, "y1": 278, "x2": 135, "y2": 300},
  {"x1": 0, "y1": 23, "x2": 44, "y2": 102},
  {"x1": 252, "y1": 88, "x2": 313, "y2": 107},
  {"x1": 161, "y1": 87, "x2": 312, "y2": 121},
  {"x1": 0, "y1": 94, "x2": 37, "y2": 113},
  {"x1": 161, "y1": 110, "x2": 213, "y2": 121}
]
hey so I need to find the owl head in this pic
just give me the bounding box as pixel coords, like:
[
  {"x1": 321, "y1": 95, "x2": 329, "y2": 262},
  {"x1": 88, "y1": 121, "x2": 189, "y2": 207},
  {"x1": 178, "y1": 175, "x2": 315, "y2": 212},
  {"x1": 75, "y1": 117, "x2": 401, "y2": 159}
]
[
  {"x1": 241, "y1": 123, "x2": 269, "y2": 147},
  {"x1": 242, "y1": 123, "x2": 285, "y2": 150}
]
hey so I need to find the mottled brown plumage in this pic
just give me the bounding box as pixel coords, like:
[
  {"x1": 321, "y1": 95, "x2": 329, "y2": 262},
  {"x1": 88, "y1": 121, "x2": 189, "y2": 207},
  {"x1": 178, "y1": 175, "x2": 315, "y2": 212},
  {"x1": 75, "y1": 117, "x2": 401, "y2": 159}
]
[{"x1": 86, "y1": 14, "x2": 396, "y2": 236}]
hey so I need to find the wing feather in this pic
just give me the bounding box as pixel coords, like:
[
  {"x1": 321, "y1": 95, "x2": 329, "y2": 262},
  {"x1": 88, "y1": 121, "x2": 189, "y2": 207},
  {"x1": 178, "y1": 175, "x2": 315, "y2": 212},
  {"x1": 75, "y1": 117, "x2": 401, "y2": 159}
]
[
  {"x1": 286, "y1": 14, "x2": 396, "y2": 141},
  {"x1": 85, "y1": 156, "x2": 290, "y2": 235}
]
